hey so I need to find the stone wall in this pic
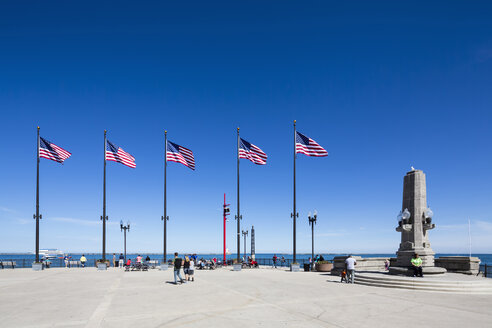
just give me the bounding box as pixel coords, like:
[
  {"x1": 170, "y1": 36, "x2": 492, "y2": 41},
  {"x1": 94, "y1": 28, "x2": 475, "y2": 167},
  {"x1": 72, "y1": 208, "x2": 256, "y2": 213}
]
[
  {"x1": 435, "y1": 256, "x2": 480, "y2": 275},
  {"x1": 330, "y1": 256, "x2": 390, "y2": 275}
]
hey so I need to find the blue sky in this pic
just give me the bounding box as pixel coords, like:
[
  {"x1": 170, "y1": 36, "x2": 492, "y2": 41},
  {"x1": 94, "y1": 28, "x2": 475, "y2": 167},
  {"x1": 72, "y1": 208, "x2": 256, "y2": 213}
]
[{"x1": 1, "y1": 1, "x2": 491, "y2": 254}]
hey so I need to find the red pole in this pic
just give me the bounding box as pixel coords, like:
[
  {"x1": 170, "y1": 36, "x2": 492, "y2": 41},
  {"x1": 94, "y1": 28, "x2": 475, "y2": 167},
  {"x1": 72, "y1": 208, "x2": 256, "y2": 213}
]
[{"x1": 223, "y1": 193, "x2": 226, "y2": 265}]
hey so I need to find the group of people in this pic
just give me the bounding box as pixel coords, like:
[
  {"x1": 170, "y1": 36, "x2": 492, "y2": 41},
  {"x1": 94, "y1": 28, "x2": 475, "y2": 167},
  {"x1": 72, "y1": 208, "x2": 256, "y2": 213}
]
[
  {"x1": 271, "y1": 254, "x2": 286, "y2": 268},
  {"x1": 172, "y1": 252, "x2": 196, "y2": 284}
]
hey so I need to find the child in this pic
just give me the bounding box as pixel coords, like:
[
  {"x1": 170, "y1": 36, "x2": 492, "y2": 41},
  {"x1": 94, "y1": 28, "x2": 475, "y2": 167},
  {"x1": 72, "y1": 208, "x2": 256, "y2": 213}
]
[{"x1": 341, "y1": 270, "x2": 347, "y2": 283}]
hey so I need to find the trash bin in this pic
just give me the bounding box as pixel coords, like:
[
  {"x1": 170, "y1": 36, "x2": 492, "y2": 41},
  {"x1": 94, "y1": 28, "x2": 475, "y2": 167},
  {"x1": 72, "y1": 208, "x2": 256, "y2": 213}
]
[{"x1": 303, "y1": 263, "x2": 311, "y2": 271}]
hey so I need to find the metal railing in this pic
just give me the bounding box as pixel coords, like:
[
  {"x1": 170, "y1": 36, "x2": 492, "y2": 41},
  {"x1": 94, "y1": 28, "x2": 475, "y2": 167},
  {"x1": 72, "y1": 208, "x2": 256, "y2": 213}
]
[{"x1": 479, "y1": 264, "x2": 491, "y2": 278}]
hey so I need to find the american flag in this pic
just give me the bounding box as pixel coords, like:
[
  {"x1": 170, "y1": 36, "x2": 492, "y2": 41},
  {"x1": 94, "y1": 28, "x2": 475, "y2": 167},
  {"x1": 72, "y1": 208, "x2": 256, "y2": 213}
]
[
  {"x1": 239, "y1": 138, "x2": 267, "y2": 165},
  {"x1": 295, "y1": 131, "x2": 328, "y2": 157},
  {"x1": 39, "y1": 137, "x2": 72, "y2": 163},
  {"x1": 167, "y1": 141, "x2": 195, "y2": 170},
  {"x1": 105, "y1": 140, "x2": 136, "y2": 168}
]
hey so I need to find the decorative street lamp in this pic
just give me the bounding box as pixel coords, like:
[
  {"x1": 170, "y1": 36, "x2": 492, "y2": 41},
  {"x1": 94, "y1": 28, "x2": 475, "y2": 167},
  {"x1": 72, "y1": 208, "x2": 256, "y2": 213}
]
[
  {"x1": 425, "y1": 207, "x2": 434, "y2": 224},
  {"x1": 242, "y1": 230, "x2": 248, "y2": 261},
  {"x1": 398, "y1": 208, "x2": 411, "y2": 225},
  {"x1": 120, "y1": 220, "x2": 130, "y2": 263},
  {"x1": 308, "y1": 210, "x2": 317, "y2": 271}
]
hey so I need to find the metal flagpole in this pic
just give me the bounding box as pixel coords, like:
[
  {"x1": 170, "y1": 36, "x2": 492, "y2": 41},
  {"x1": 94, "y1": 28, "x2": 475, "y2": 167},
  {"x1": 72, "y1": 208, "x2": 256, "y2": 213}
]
[
  {"x1": 102, "y1": 130, "x2": 107, "y2": 261},
  {"x1": 291, "y1": 120, "x2": 298, "y2": 263},
  {"x1": 223, "y1": 193, "x2": 226, "y2": 265},
  {"x1": 236, "y1": 127, "x2": 241, "y2": 263},
  {"x1": 162, "y1": 130, "x2": 168, "y2": 263},
  {"x1": 35, "y1": 126, "x2": 40, "y2": 263}
]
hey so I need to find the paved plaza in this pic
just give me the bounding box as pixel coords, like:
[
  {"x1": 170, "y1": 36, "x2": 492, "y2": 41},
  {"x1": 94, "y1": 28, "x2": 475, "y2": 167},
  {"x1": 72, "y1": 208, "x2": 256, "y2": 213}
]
[{"x1": 0, "y1": 267, "x2": 491, "y2": 327}]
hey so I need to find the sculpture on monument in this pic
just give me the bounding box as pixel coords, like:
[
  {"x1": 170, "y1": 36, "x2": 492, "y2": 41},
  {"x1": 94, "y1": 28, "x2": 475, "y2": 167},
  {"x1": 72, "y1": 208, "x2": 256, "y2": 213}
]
[{"x1": 389, "y1": 168, "x2": 446, "y2": 275}]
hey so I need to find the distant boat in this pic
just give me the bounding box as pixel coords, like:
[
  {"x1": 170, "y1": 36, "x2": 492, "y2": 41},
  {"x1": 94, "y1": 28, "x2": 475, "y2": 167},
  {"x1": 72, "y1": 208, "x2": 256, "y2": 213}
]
[{"x1": 38, "y1": 249, "x2": 64, "y2": 259}]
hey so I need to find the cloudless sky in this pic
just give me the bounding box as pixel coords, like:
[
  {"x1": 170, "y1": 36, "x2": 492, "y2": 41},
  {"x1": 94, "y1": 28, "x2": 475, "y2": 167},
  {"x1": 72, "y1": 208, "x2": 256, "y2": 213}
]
[{"x1": 1, "y1": 1, "x2": 491, "y2": 255}]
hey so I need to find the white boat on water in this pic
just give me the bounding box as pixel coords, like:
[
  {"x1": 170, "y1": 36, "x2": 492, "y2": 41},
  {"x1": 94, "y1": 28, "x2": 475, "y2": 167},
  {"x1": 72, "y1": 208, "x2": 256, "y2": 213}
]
[{"x1": 37, "y1": 249, "x2": 64, "y2": 259}]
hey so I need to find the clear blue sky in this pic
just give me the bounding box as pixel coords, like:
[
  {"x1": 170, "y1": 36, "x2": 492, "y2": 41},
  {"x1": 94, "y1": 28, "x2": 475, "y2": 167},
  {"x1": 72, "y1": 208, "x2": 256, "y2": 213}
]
[{"x1": 1, "y1": 1, "x2": 491, "y2": 254}]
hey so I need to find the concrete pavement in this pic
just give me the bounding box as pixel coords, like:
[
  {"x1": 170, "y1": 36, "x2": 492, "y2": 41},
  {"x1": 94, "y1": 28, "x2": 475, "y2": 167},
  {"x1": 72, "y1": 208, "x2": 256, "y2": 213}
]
[{"x1": 0, "y1": 267, "x2": 491, "y2": 327}]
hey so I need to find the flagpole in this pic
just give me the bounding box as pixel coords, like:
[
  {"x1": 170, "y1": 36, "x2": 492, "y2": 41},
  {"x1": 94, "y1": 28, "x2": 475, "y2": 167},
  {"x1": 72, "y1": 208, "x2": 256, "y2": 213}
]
[
  {"x1": 35, "y1": 126, "x2": 40, "y2": 263},
  {"x1": 163, "y1": 130, "x2": 168, "y2": 263},
  {"x1": 292, "y1": 120, "x2": 297, "y2": 263},
  {"x1": 102, "y1": 130, "x2": 107, "y2": 261},
  {"x1": 236, "y1": 127, "x2": 241, "y2": 263}
]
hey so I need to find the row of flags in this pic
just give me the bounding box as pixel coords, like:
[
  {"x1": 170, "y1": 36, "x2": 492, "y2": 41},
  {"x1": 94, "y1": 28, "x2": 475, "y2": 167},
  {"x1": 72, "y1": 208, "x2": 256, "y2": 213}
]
[{"x1": 38, "y1": 130, "x2": 327, "y2": 167}]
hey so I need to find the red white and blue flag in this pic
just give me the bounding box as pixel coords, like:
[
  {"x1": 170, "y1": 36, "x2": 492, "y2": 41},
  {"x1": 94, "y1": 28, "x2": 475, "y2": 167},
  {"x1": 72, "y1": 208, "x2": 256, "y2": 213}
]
[
  {"x1": 239, "y1": 138, "x2": 267, "y2": 165},
  {"x1": 167, "y1": 141, "x2": 195, "y2": 170},
  {"x1": 39, "y1": 137, "x2": 72, "y2": 163},
  {"x1": 105, "y1": 140, "x2": 136, "y2": 168},
  {"x1": 295, "y1": 132, "x2": 328, "y2": 157}
]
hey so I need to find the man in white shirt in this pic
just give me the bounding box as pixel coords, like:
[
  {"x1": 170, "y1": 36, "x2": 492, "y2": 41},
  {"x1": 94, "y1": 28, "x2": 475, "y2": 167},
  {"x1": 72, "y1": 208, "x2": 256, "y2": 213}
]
[{"x1": 345, "y1": 255, "x2": 357, "y2": 284}]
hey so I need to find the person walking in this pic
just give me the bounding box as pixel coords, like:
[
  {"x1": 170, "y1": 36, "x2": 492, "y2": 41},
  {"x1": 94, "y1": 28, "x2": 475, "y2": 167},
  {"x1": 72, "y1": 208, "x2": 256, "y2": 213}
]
[
  {"x1": 119, "y1": 253, "x2": 124, "y2": 268},
  {"x1": 183, "y1": 256, "x2": 191, "y2": 281},
  {"x1": 345, "y1": 255, "x2": 357, "y2": 284},
  {"x1": 80, "y1": 254, "x2": 87, "y2": 268},
  {"x1": 411, "y1": 253, "x2": 423, "y2": 277},
  {"x1": 173, "y1": 252, "x2": 185, "y2": 285}
]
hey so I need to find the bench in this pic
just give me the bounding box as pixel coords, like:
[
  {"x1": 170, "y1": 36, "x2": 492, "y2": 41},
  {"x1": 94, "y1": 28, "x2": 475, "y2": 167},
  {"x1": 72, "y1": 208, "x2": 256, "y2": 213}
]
[
  {"x1": 0, "y1": 261, "x2": 16, "y2": 269},
  {"x1": 68, "y1": 261, "x2": 81, "y2": 268},
  {"x1": 147, "y1": 260, "x2": 158, "y2": 269}
]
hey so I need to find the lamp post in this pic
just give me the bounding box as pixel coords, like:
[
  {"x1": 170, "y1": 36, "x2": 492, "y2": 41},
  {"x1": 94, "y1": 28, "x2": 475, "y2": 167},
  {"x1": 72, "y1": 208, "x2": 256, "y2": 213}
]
[
  {"x1": 308, "y1": 210, "x2": 317, "y2": 271},
  {"x1": 242, "y1": 230, "x2": 248, "y2": 261},
  {"x1": 120, "y1": 220, "x2": 130, "y2": 262}
]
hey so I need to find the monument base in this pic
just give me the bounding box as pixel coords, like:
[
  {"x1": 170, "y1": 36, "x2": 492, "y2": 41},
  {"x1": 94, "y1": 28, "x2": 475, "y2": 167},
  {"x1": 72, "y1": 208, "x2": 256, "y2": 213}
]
[
  {"x1": 160, "y1": 263, "x2": 168, "y2": 271},
  {"x1": 233, "y1": 264, "x2": 242, "y2": 271},
  {"x1": 389, "y1": 266, "x2": 446, "y2": 276}
]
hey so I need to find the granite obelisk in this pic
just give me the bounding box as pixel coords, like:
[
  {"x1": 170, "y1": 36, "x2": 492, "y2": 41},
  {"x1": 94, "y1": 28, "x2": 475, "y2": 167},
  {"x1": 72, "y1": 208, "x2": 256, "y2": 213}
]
[{"x1": 390, "y1": 169, "x2": 446, "y2": 275}]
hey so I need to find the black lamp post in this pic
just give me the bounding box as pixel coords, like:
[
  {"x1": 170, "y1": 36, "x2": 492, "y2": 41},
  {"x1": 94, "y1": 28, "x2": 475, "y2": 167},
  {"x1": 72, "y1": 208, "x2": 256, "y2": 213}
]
[
  {"x1": 242, "y1": 230, "x2": 248, "y2": 261},
  {"x1": 120, "y1": 220, "x2": 130, "y2": 262},
  {"x1": 308, "y1": 210, "x2": 317, "y2": 271}
]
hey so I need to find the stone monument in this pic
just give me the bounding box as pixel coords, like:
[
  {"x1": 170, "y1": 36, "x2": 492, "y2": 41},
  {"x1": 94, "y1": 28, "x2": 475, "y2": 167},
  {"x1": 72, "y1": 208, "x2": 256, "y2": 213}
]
[{"x1": 389, "y1": 169, "x2": 446, "y2": 275}]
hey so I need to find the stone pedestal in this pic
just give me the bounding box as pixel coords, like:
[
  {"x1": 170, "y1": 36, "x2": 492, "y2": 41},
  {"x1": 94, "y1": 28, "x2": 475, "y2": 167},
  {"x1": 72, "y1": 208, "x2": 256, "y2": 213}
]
[
  {"x1": 160, "y1": 263, "x2": 168, "y2": 271},
  {"x1": 290, "y1": 263, "x2": 300, "y2": 272},
  {"x1": 32, "y1": 262, "x2": 43, "y2": 271},
  {"x1": 233, "y1": 264, "x2": 242, "y2": 271},
  {"x1": 97, "y1": 263, "x2": 108, "y2": 271},
  {"x1": 391, "y1": 169, "x2": 446, "y2": 275}
]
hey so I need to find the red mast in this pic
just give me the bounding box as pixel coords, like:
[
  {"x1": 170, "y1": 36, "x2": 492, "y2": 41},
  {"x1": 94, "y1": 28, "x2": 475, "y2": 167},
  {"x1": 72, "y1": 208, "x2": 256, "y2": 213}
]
[{"x1": 223, "y1": 193, "x2": 230, "y2": 265}]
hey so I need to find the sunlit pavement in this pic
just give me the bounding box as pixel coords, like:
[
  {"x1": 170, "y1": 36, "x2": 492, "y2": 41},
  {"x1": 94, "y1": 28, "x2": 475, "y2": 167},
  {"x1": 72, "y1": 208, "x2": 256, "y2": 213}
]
[{"x1": 0, "y1": 267, "x2": 491, "y2": 327}]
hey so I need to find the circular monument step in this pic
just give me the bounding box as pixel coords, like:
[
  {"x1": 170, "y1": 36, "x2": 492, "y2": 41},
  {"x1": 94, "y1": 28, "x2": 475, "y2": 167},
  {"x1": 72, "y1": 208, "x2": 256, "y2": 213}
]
[{"x1": 354, "y1": 272, "x2": 492, "y2": 294}]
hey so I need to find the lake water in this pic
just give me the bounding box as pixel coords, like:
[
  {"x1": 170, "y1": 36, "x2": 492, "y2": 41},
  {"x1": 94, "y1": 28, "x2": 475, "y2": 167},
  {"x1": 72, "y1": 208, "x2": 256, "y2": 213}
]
[{"x1": 1, "y1": 253, "x2": 491, "y2": 265}]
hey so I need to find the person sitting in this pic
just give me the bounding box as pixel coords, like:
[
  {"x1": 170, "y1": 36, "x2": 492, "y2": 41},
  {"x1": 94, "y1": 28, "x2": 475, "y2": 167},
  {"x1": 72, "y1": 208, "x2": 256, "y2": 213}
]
[
  {"x1": 125, "y1": 259, "x2": 132, "y2": 271},
  {"x1": 411, "y1": 253, "x2": 423, "y2": 277}
]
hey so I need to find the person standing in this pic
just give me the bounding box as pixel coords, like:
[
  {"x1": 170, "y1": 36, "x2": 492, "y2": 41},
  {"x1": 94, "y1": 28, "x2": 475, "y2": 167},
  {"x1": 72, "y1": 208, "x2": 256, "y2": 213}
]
[
  {"x1": 189, "y1": 257, "x2": 195, "y2": 281},
  {"x1": 80, "y1": 254, "x2": 87, "y2": 268},
  {"x1": 411, "y1": 253, "x2": 423, "y2": 277},
  {"x1": 272, "y1": 254, "x2": 277, "y2": 268},
  {"x1": 64, "y1": 255, "x2": 69, "y2": 268},
  {"x1": 345, "y1": 255, "x2": 357, "y2": 284},
  {"x1": 173, "y1": 252, "x2": 185, "y2": 285},
  {"x1": 119, "y1": 253, "x2": 124, "y2": 268},
  {"x1": 112, "y1": 253, "x2": 116, "y2": 268}
]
